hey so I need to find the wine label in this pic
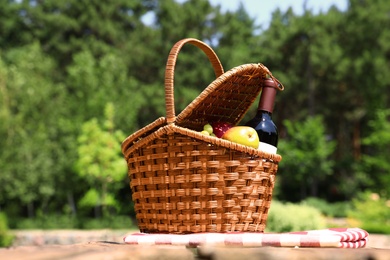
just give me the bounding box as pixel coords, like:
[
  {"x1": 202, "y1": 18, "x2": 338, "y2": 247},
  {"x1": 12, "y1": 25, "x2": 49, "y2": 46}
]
[{"x1": 259, "y1": 142, "x2": 277, "y2": 154}]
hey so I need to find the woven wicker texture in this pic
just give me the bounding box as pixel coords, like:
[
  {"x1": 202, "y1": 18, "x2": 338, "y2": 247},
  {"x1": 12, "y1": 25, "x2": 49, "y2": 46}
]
[
  {"x1": 175, "y1": 63, "x2": 277, "y2": 131},
  {"x1": 122, "y1": 38, "x2": 282, "y2": 234}
]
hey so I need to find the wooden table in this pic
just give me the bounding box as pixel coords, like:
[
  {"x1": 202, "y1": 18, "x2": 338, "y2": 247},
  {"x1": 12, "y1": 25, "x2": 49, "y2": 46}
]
[{"x1": 1, "y1": 241, "x2": 389, "y2": 260}]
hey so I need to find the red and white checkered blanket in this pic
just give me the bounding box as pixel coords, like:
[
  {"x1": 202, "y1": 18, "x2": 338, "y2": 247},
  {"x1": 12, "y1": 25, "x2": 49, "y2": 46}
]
[{"x1": 124, "y1": 228, "x2": 368, "y2": 248}]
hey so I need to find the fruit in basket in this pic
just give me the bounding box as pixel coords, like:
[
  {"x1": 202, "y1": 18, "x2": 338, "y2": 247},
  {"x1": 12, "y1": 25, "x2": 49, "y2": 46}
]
[
  {"x1": 221, "y1": 126, "x2": 259, "y2": 149},
  {"x1": 200, "y1": 130, "x2": 210, "y2": 136},
  {"x1": 211, "y1": 122, "x2": 233, "y2": 138},
  {"x1": 203, "y1": 123, "x2": 214, "y2": 135}
]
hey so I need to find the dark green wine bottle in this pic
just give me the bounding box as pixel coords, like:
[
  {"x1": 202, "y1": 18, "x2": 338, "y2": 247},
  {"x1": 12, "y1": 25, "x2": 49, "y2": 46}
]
[{"x1": 245, "y1": 79, "x2": 279, "y2": 154}]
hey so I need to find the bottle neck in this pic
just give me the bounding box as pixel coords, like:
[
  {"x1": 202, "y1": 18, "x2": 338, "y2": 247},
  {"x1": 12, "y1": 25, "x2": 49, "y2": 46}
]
[
  {"x1": 257, "y1": 79, "x2": 277, "y2": 114},
  {"x1": 256, "y1": 110, "x2": 272, "y2": 118}
]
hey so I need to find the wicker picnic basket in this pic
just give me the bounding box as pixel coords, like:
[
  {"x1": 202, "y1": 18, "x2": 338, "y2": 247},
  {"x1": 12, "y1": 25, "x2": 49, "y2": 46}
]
[{"x1": 121, "y1": 38, "x2": 283, "y2": 234}]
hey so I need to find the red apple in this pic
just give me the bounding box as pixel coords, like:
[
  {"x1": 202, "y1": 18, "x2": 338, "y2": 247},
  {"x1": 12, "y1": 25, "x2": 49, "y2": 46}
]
[{"x1": 211, "y1": 122, "x2": 233, "y2": 138}]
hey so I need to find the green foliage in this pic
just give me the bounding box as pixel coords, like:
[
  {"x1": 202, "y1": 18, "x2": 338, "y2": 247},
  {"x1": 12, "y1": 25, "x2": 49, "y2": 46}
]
[
  {"x1": 13, "y1": 0, "x2": 153, "y2": 68},
  {"x1": 12, "y1": 215, "x2": 134, "y2": 230},
  {"x1": 347, "y1": 191, "x2": 390, "y2": 234},
  {"x1": 78, "y1": 189, "x2": 101, "y2": 208},
  {"x1": 0, "y1": 213, "x2": 14, "y2": 247},
  {"x1": 14, "y1": 214, "x2": 78, "y2": 230},
  {"x1": 0, "y1": 0, "x2": 390, "y2": 229},
  {"x1": 76, "y1": 103, "x2": 127, "y2": 217},
  {"x1": 66, "y1": 50, "x2": 144, "y2": 132},
  {"x1": 0, "y1": 42, "x2": 66, "y2": 211},
  {"x1": 80, "y1": 215, "x2": 133, "y2": 230},
  {"x1": 358, "y1": 109, "x2": 390, "y2": 197},
  {"x1": 265, "y1": 201, "x2": 326, "y2": 232},
  {"x1": 277, "y1": 116, "x2": 336, "y2": 201},
  {"x1": 300, "y1": 197, "x2": 352, "y2": 218}
]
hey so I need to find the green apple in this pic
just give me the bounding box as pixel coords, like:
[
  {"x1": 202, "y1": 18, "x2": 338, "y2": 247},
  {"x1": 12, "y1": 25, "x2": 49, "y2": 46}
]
[
  {"x1": 200, "y1": 130, "x2": 210, "y2": 136},
  {"x1": 203, "y1": 123, "x2": 213, "y2": 134},
  {"x1": 221, "y1": 126, "x2": 259, "y2": 149}
]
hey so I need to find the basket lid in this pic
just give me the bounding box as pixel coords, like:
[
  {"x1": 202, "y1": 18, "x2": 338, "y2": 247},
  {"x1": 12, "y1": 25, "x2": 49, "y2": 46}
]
[{"x1": 175, "y1": 63, "x2": 273, "y2": 131}]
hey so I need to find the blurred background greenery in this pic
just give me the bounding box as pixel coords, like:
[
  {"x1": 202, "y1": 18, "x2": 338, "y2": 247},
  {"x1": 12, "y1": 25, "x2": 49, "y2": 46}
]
[{"x1": 1, "y1": 0, "x2": 390, "y2": 245}]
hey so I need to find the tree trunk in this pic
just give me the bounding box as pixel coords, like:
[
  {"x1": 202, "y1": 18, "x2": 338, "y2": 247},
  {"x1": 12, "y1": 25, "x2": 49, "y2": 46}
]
[
  {"x1": 27, "y1": 202, "x2": 34, "y2": 218},
  {"x1": 353, "y1": 121, "x2": 361, "y2": 160},
  {"x1": 67, "y1": 192, "x2": 77, "y2": 216}
]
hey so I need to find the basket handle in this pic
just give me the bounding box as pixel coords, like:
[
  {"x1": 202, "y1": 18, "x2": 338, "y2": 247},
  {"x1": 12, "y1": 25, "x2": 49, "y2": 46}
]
[{"x1": 165, "y1": 38, "x2": 224, "y2": 124}]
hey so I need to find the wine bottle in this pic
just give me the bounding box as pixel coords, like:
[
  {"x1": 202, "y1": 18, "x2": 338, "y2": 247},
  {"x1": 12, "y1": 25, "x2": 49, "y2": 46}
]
[{"x1": 245, "y1": 79, "x2": 280, "y2": 154}]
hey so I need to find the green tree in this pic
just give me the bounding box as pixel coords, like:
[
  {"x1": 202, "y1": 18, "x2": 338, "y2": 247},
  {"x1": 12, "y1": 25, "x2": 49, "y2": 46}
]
[
  {"x1": 0, "y1": 43, "x2": 66, "y2": 217},
  {"x1": 358, "y1": 109, "x2": 390, "y2": 197},
  {"x1": 0, "y1": 0, "x2": 28, "y2": 49},
  {"x1": 333, "y1": 0, "x2": 390, "y2": 177},
  {"x1": 14, "y1": 0, "x2": 154, "y2": 67},
  {"x1": 348, "y1": 191, "x2": 390, "y2": 234},
  {"x1": 0, "y1": 213, "x2": 14, "y2": 247},
  {"x1": 277, "y1": 116, "x2": 336, "y2": 201},
  {"x1": 1, "y1": 0, "x2": 390, "y2": 225},
  {"x1": 76, "y1": 103, "x2": 127, "y2": 218},
  {"x1": 66, "y1": 50, "x2": 141, "y2": 128},
  {"x1": 216, "y1": 2, "x2": 259, "y2": 69},
  {"x1": 154, "y1": 0, "x2": 227, "y2": 116},
  {"x1": 252, "y1": 0, "x2": 390, "y2": 200}
]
